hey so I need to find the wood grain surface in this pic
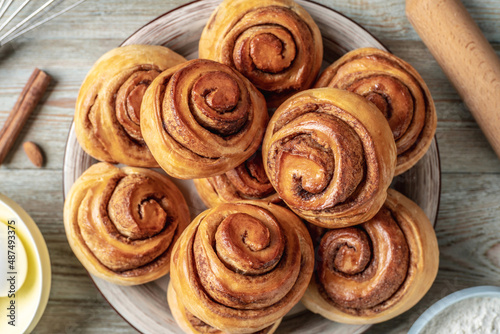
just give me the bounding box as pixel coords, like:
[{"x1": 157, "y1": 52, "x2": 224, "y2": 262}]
[{"x1": 0, "y1": 0, "x2": 499, "y2": 333}]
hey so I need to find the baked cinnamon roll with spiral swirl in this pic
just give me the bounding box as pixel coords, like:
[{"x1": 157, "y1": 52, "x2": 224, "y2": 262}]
[
  {"x1": 141, "y1": 59, "x2": 268, "y2": 179},
  {"x1": 167, "y1": 282, "x2": 281, "y2": 334},
  {"x1": 193, "y1": 151, "x2": 280, "y2": 208},
  {"x1": 75, "y1": 45, "x2": 186, "y2": 167},
  {"x1": 301, "y1": 189, "x2": 439, "y2": 324},
  {"x1": 199, "y1": 0, "x2": 323, "y2": 108},
  {"x1": 63, "y1": 162, "x2": 190, "y2": 285},
  {"x1": 262, "y1": 88, "x2": 396, "y2": 229},
  {"x1": 169, "y1": 201, "x2": 314, "y2": 333},
  {"x1": 315, "y1": 47, "x2": 437, "y2": 175}
]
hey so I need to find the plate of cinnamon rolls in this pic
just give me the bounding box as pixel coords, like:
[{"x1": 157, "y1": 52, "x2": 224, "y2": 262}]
[{"x1": 62, "y1": 0, "x2": 441, "y2": 333}]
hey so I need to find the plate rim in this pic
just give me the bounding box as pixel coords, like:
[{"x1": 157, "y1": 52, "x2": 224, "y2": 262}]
[
  {"x1": 431, "y1": 138, "x2": 442, "y2": 227},
  {"x1": 61, "y1": 0, "x2": 442, "y2": 333},
  {"x1": 120, "y1": 0, "x2": 388, "y2": 49}
]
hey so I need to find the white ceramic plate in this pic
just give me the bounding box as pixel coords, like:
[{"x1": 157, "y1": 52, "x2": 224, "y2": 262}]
[{"x1": 62, "y1": 1, "x2": 441, "y2": 333}]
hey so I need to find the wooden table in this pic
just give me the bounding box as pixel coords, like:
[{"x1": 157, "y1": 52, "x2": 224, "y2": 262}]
[{"x1": 0, "y1": 0, "x2": 499, "y2": 333}]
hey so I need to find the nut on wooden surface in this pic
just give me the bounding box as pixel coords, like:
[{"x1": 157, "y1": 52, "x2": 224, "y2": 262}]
[{"x1": 23, "y1": 141, "x2": 44, "y2": 167}]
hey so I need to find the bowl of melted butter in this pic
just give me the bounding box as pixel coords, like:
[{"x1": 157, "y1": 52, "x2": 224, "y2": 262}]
[{"x1": 0, "y1": 193, "x2": 51, "y2": 334}]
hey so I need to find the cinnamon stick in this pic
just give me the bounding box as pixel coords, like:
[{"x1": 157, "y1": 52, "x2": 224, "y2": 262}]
[{"x1": 0, "y1": 68, "x2": 52, "y2": 165}]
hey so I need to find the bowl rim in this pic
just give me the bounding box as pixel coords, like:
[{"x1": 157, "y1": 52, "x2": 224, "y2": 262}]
[
  {"x1": 408, "y1": 285, "x2": 500, "y2": 334},
  {"x1": 0, "y1": 193, "x2": 52, "y2": 333}
]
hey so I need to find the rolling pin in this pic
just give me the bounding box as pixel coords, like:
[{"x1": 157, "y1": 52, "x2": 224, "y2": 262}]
[{"x1": 406, "y1": 0, "x2": 500, "y2": 158}]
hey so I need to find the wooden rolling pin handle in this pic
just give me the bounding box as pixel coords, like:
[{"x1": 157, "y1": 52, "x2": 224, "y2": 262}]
[{"x1": 406, "y1": 0, "x2": 500, "y2": 158}]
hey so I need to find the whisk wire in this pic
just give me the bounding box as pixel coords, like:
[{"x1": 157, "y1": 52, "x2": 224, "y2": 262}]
[
  {"x1": 0, "y1": 0, "x2": 58, "y2": 42},
  {"x1": 0, "y1": 0, "x2": 35, "y2": 33},
  {"x1": 0, "y1": 0, "x2": 14, "y2": 21},
  {"x1": 0, "y1": 0, "x2": 87, "y2": 46},
  {"x1": 0, "y1": 0, "x2": 6, "y2": 17}
]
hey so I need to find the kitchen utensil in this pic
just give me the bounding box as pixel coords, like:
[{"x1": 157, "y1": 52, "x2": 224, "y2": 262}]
[
  {"x1": 406, "y1": 0, "x2": 500, "y2": 159},
  {"x1": 0, "y1": 0, "x2": 86, "y2": 47}
]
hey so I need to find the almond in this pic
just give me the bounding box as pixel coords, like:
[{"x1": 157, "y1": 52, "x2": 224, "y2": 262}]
[{"x1": 23, "y1": 141, "x2": 44, "y2": 168}]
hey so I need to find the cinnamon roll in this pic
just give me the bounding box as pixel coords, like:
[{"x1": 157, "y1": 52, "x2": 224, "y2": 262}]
[
  {"x1": 140, "y1": 59, "x2": 268, "y2": 179},
  {"x1": 262, "y1": 88, "x2": 396, "y2": 229},
  {"x1": 193, "y1": 151, "x2": 280, "y2": 208},
  {"x1": 315, "y1": 47, "x2": 437, "y2": 175},
  {"x1": 301, "y1": 189, "x2": 439, "y2": 324},
  {"x1": 63, "y1": 162, "x2": 190, "y2": 285},
  {"x1": 169, "y1": 201, "x2": 314, "y2": 333},
  {"x1": 75, "y1": 45, "x2": 186, "y2": 167},
  {"x1": 199, "y1": 0, "x2": 323, "y2": 108},
  {"x1": 167, "y1": 283, "x2": 281, "y2": 334}
]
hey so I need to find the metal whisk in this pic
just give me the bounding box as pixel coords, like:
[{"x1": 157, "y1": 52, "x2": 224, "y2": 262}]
[{"x1": 0, "y1": 0, "x2": 86, "y2": 47}]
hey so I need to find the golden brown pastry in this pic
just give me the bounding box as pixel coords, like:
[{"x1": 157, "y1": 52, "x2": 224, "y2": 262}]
[
  {"x1": 301, "y1": 189, "x2": 439, "y2": 324},
  {"x1": 75, "y1": 45, "x2": 186, "y2": 167},
  {"x1": 193, "y1": 151, "x2": 280, "y2": 208},
  {"x1": 262, "y1": 88, "x2": 396, "y2": 229},
  {"x1": 199, "y1": 0, "x2": 323, "y2": 108},
  {"x1": 169, "y1": 201, "x2": 314, "y2": 333},
  {"x1": 167, "y1": 283, "x2": 281, "y2": 334},
  {"x1": 315, "y1": 47, "x2": 437, "y2": 175},
  {"x1": 63, "y1": 162, "x2": 190, "y2": 285},
  {"x1": 140, "y1": 59, "x2": 268, "y2": 179}
]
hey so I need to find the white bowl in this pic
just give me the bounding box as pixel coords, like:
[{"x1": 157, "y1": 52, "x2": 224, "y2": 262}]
[
  {"x1": 408, "y1": 285, "x2": 500, "y2": 334},
  {"x1": 0, "y1": 193, "x2": 51, "y2": 333}
]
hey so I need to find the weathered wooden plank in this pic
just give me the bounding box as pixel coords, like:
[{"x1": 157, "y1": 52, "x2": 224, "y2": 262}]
[
  {"x1": 316, "y1": 0, "x2": 500, "y2": 42},
  {"x1": 437, "y1": 127, "x2": 500, "y2": 173},
  {"x1": 36, "y1": 300, "x2": 133, "y2": 334},
  {"x1": 0, "y1": 0, "x2": 499, "y2": 333}
]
